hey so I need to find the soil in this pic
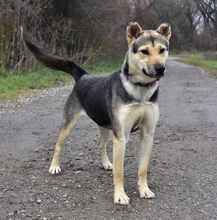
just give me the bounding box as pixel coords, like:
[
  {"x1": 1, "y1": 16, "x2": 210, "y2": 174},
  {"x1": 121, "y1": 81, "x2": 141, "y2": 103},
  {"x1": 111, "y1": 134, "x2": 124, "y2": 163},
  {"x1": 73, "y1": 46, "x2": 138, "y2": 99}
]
[{"x1": 0, "y1": 59, "x2": 217, "y2": 220}]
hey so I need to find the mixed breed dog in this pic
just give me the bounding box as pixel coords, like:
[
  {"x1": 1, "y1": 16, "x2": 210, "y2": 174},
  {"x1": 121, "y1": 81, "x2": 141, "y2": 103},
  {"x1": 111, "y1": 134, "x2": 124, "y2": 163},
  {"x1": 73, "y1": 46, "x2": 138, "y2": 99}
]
[{"x1": 25, "y1": 21, "x2": 171, "y2": 205}]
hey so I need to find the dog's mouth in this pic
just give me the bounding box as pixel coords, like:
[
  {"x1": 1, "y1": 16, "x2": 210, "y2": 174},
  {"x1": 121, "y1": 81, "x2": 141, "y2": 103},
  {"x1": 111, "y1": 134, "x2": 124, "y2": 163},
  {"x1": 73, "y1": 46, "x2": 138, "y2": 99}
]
[
  {"x1": 142, "y1": 68, "x2": 157, "y2": 79},
  {"x1": 142, "y1": 68, "x2": 149, "y2": 76}
]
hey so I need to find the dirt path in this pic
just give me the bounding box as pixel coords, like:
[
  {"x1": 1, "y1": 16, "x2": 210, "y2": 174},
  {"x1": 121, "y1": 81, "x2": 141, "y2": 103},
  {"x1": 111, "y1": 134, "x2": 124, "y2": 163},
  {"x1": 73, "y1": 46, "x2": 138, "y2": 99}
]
[{"x1": 0, "y1": 59, "x2": 217, "y2": 220}]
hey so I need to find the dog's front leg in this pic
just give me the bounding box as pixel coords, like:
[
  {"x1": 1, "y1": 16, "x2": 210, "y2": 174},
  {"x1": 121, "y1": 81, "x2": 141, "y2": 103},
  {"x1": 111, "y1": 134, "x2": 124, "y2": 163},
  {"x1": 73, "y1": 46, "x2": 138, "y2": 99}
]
[
  {"x1": 138, "y1": 127, "x2": 155, "y2": 199},
  {"x1": 113, "y1": 134, "x2": 130, "y2": 205}
]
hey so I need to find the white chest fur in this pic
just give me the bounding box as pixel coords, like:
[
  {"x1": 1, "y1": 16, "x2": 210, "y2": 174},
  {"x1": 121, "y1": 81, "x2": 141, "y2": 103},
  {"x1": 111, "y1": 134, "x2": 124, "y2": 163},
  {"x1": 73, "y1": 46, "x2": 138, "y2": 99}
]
[
  {"x1": 121, "y1": 73, "x2": 159, "y2": 103},
  {"x1": 117, "y1": 102, "x2": 159, "y2": 135}
]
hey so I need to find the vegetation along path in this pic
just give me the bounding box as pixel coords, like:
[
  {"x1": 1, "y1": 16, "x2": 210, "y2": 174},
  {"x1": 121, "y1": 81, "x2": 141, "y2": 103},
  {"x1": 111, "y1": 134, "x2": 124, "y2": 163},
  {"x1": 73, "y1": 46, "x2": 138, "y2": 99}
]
[{"x1": 0, "y1": 59, "x2": 217, "y2": 219}]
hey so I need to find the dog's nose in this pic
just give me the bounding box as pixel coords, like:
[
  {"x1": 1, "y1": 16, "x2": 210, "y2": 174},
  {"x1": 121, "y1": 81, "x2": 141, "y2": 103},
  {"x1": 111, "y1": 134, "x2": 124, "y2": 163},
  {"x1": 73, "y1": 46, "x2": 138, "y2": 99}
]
[{"x1": 154, "y1": 64, "x2": 165, "y2": 77}]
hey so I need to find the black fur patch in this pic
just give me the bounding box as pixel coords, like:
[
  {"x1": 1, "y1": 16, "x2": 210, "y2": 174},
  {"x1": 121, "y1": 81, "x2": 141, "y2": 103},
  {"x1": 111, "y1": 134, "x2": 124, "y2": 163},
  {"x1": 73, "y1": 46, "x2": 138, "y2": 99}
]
[
  {"x1": 74, "y1": 76, "x2": 112, "y2": 127},
  {"x1": 123, "y1": 59, "x2": 129, "y2": 74},
  {"x1": 75, "y1": 72, "x2": 135, "y2": 128},
  {"x1": 122, "y1": 57, "x2": 130, "y2": 80},
  {"x1": 132, "y1": 43, "x2": 139, "y2": 53},
  {"x1": 149, "y1": 88, "x2": 159, "y2": 102}
]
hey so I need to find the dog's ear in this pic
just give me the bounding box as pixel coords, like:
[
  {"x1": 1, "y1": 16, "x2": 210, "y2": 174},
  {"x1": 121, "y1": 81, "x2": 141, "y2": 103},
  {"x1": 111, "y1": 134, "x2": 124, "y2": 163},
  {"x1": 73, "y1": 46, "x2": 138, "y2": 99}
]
[
  {"x1": 156, "y1": 23, "x2": 171, "y2": 41},
  {"x1": 126, "y1": 22, "x2": 143, "y2": 45}
]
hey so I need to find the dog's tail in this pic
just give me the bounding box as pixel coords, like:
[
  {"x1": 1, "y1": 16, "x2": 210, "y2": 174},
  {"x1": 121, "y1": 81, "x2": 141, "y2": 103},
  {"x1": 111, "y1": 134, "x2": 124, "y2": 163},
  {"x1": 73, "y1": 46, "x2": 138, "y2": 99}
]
[{"x1": 24, "y1": 39, "x2": 88, "y2": 82}]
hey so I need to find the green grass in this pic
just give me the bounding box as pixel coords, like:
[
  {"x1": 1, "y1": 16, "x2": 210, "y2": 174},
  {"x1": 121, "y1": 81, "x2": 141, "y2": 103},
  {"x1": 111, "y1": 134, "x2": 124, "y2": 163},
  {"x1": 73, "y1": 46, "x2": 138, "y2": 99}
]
[
  {"x1": 0, "y1": 61, "x2": 122, "y2": 102},
  {"x1": 84, "y1": 60, "x2": 122, "y2": 75},
  {"x1": 1, "y1": 54, "x2": 216, "y2": 102},
  {"x1": 0, "y1": 67, "x2": 72, "y2": 102},
  {"x1": 177, "y1": 52, "x2": 217, "y2": 78}
]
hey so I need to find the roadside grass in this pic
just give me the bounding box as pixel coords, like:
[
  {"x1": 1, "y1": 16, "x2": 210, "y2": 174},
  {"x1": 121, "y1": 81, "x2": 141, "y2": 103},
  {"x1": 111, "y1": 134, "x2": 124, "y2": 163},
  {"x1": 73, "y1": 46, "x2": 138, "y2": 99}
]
[
  {"x1": 84, "y1": 60, "x2": 122, "y2": 75},
  {"x1": 0, "y1": 67, "x2": 72, "y2": 102},
  {"x1": 2, "y1": 52, "x2": 215, "y2": 103},
  {"x1": 0, "y1": 61, "x2": 122, "y2": 102},
  {"x1": 175, "y1": 52, "x2": 217, "y2": 78}
]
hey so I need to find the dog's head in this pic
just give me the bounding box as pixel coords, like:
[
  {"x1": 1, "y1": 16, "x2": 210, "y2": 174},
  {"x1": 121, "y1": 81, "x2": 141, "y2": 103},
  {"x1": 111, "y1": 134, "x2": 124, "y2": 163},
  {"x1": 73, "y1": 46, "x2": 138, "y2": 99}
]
[{"x1": 125, "y1": 22, "x2": 171, "y2": 84}]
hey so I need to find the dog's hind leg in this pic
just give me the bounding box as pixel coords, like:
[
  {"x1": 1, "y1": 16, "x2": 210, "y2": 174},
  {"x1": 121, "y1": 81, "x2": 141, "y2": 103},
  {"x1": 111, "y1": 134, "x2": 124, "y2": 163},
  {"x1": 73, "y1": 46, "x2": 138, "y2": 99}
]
[
  {"x1": 49, "y1": 112, "x2": 82, "y2": 174},
  {"x1": 49, "y1": 94, "x2": 83, "y2": 174},
  {"x1": 97, "y1": 126, "x2": 113, "y2": 170}
]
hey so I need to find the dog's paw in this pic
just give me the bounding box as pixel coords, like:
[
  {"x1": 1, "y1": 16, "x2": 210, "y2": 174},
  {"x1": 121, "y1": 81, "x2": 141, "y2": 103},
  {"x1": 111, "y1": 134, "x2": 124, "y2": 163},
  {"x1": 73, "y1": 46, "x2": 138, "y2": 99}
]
[
  {"x1": 103, "y1": 162, "x2": 113, "y2": 170},
  {"x1": 114, "y1": 191, "x2": 130, "y2": 205},
  {"x1": 49, "y1": 165, "x2": 61, "y2": 174},
  {"x1": 139, "y1": 187, "x2": 155, "y2": 199}
]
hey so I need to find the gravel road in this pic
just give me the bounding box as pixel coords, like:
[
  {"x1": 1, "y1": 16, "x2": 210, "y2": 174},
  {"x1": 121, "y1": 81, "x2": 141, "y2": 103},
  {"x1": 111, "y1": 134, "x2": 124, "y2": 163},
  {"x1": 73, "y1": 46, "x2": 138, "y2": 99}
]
[{"x1": 0, "y1": 59, "x2": 217, "y2": 220}]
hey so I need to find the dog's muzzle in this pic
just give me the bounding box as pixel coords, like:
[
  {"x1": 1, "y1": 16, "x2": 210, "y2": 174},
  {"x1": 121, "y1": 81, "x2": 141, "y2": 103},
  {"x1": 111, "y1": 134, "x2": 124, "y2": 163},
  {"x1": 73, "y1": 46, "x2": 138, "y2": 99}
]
[{"x1": 142, "y1": 64, "x2": 165, "y2": 79}]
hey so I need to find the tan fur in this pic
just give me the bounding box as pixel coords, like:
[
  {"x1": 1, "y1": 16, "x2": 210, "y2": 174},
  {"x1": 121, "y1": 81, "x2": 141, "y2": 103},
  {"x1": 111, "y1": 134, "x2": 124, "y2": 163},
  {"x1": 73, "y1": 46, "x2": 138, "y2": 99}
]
[
  {"x1": 156, "y1": 23, "x2": 171, "y2": 40},
  {"x1": 126, "y1": 22, "x2": 143, "y2": 45},
  {"x1": 97, "y1": 127, "x2": 113, "y2": 170},
  {"x1": 49, "y1": 112, "x2": 83, "y2": 174},
  {"x1": 112, "y1": 101, "x2": 159, "y2": 203}
]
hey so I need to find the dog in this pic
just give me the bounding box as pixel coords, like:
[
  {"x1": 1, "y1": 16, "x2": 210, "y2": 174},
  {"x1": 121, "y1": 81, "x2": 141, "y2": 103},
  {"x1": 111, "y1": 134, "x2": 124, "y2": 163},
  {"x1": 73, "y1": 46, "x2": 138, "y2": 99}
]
[{"x1": 24, "y1": 22, "x2": 171, "y2": 205}]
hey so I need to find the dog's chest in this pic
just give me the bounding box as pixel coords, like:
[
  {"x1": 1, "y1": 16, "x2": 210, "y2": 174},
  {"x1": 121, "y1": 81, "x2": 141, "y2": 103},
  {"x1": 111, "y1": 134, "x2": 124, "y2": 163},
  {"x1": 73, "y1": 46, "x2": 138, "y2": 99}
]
[{"x1": 118, "y1": 102, "x2": 159, "y2": 132}]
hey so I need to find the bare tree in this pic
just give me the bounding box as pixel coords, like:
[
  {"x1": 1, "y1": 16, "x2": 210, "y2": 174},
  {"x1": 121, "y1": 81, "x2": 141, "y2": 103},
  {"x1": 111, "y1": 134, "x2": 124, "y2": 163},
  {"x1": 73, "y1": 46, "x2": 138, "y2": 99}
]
[
  {"x1": 1, "y1": 0, "x2": 217, "y2": 74},
  {"x1": 0, "y1": 0, "x2": 131, "y2": 73},
  {"x1": 194, "y1": 0, "x2": 217, "y2": 31},
  {"x1": 193, "y1": 0, "x2": 217, "y2": 49}
]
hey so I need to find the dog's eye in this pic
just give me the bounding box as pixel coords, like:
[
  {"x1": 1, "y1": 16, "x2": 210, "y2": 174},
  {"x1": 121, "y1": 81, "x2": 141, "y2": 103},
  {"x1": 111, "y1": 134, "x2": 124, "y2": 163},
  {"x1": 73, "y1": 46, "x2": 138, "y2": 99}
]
[
  {"x1": 141, "y1": 50, "x2": 149, "y2": 55},
  {"x1": 159, "y1": 48, "x2": 166, "y2": 54}
]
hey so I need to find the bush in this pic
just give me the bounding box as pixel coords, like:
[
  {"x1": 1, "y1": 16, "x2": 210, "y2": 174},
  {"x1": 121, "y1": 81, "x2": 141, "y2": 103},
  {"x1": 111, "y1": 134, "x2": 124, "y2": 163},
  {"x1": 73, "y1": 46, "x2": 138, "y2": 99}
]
[{"x1": 203, "y1": 51, "x2": 217, "y2": 61}]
